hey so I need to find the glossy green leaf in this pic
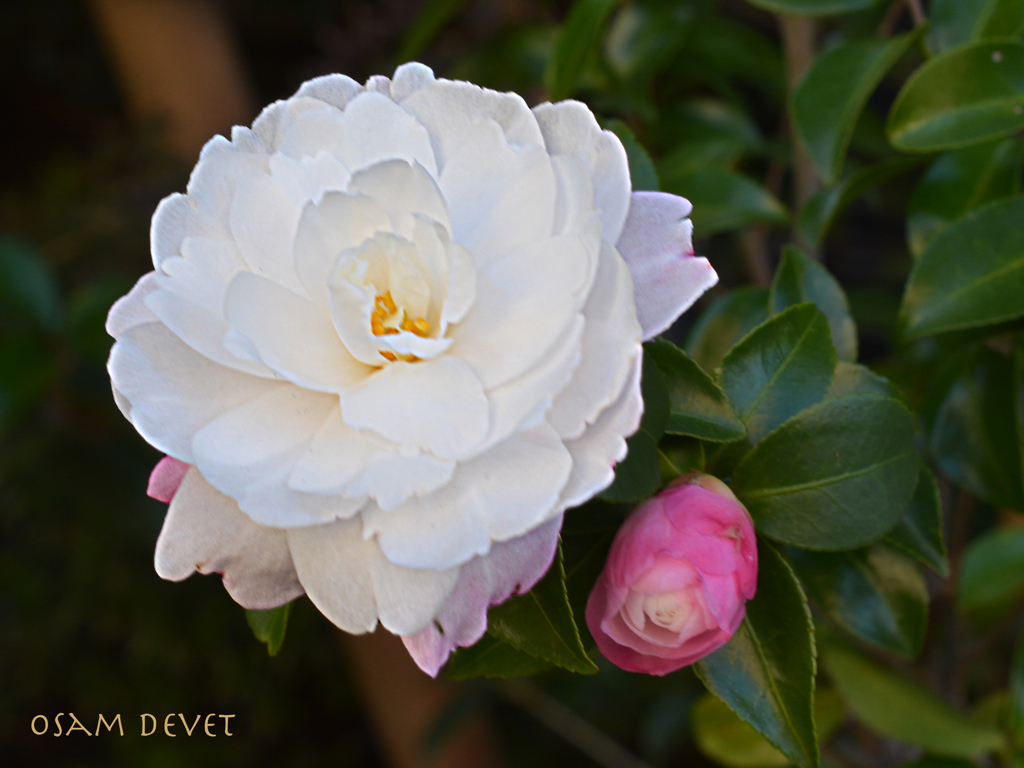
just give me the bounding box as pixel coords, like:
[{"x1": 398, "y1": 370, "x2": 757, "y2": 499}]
[
  {"x1": 799, "y1": 156, "x2": 924, "y2": 247},
  {"x1": 397, "y1": 0, "x2": 469, "y2": 61},
  {"x1": 733, "y1": 394, "x2": 919, "y2": 550},
  {"x1": 885, "y1": 465, "x2": 949, "y2": 576},
  {"x1": 770, "y1": 246, "x2": 858, "y2": 363},
  {"x1": 824, "y1": 645, "x2": 1006, "y2": 757},
  {"x1": 659, "y1": 99, "x2": 765, "y2": 181},
  {"x1": 604, "y1": 0, "x2": 694, "y2": 83},
  {"x1": 446, "y1": 634, "x2": 556, "y2": 680},
  {"x1": 0, "y1": 237, "x2": 62, "y2": 331},
  {"x1": 646, "y1": 338, "x2": 745, "y2": 442},
  {"x1": 902, "y1": 197, "x2": 1024, "y2": 338},
  {"x1": 692, "y1": 688, "x2": 845, "y2": 768},
  {"x1": 827, "y1": 362, "x2": 902, "y2": 401},
  {"x1": 658, "y1": 435, "x2": 706, "y2": 483},
  {"x1": 546, "y1": 0, "x2": 620, "y2": 101},
  {"x1": 907, "y1": 138, "x2": 1024, "y2": 258},
  {"x1": 930, "y1": 346, "x2": 1024, "y2": 510},
  {"x1": 696, "y1": 539, "x2": 818, "y2": 768},
  {"x1": 929, "y1": 0, "x2": 1024, "y2": 54},
  {"x1": 793, "y1": 32, "x2": 920, "y2": 184},
  {"x1": 888, "y1": 40, "x2": 1024, "y2": 152},
  {"x1": 487, "y1": 544, "x2": 598, "y2": 674},
  {"x1": 959, "y1": 527, "x2": 1024, "y2": 616},
  {"x1": 743, "y1": 0, "x2": 881, "y2": 15},
  {"x1": 720, "y1": 303, "x2": 836, "y2": 446},
  {"x1": 685, "y1": 287, "x2": 770, "y2": 373},
  {"x1": 246, "y1": 603, "x2": 291, "y2": 657},
  {"x1": 560, "y1": 501, "x2": 622, "y2": 649},
  {"x1": 1010, "y1": 630, "x2": 1024, "y2": 742},
  {"x1": 788, "y1": 543, "x2": 928, "y2": 657},
  {"x1": 663, "y1": 168, "x2": 788, "y2": 238},
  {"x1": 601, "y1": 352, "x2": 668, "y2": 502},
  {"x1": 602, "y1": 118, "x2": 659, "y2": 191}
]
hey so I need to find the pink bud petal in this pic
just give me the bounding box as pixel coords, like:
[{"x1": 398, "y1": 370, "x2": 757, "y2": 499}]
[{"x1": 147, "y1": 456, "x2": 191, "y2": 503}]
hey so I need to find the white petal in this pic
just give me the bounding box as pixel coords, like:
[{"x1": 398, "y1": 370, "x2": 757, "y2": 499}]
[
  {"x1": 288, "y1": 517, "x2": 459, "y2": 635},
  {"x1": 229, "y1": 168, "x2": 308, "y2": 295},
  {"x1": 439, "y1": 121, "x2": 556, "y2": 265},
  {"x1": 363, "y1": 422, "x2": 572, "y2": 569},
  {"x1": 557, "y1": 347, "x2": 643, "y2": 510},
  {"x1": 151, "y1": 136, "x2": 267, "y2": 269},
  {"x1": 293, "y1": 191, "x2": 392, "y2": 310},
  {"x1": 339, "y1": 355, "x2": 488, "y2": 460},
  {"x1": 398, "y1": 77, "x2": 544, "y2": 170},
  {"x1": 449, "y1": 234, "x2": 590, "y2": 389},
  {"x1": 548, "y1": 242, "x2": 641, "y2": 440},
  {"x1": 347, "y1": 160, "x2": 451, "y2": 239},
  {"x1": 364, "y1": 74, "x2": 392, "y2": 96},
  {"x1": 293, "y1": 73, "x2": 363, "y2": 111},
  {"x1": 191, "y1": 385, "x2": 363, "y2": 526},
  {"x1": 268, "y1": 151, "x2": 351, "y2": 209},
  {"x1": 108, "y1": 322, "x2": 282, "y2": 462},
  {"x1": 533, "y1": 101, "x2": 631, "y2": 245},
  {"x1": 391, "y1": 62, "x2": 435, "y2": 102},
  {"x1": 288, "y1": 406, "x2": 456, "y2": 510},
  {"x1": 402, "y1": 515, "x2": 562, "y2": 676},
  {"x1": 617, "y1": 191, "x2": 718, "y2": 339},
  {"x1": 155, "y1": 468, "x2": 303, "y2": 609},
  {"x1": 106, "y1": 272, "x2": 159, "y2": 338},
  {"x1": 224, "y1": 271, "x2": 370, "y2": 392}
]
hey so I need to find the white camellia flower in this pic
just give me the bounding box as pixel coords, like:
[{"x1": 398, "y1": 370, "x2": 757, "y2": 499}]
[{"x1": 107, "y1": 63, "x2": 717, "y2": 675}]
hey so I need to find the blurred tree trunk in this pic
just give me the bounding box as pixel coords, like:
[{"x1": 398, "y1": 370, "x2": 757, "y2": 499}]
[{"x1": 87, "y1": 0, "x2": 257, "y2": 160}]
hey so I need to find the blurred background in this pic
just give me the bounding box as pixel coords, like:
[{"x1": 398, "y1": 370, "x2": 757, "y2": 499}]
[{"x1": 0, "y1": 0, "x2": 937, "y2": 766}]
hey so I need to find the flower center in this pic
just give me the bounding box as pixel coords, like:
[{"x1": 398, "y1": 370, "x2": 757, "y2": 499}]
[
  {"x1": 371, "y1": 290, "x2": 432, "y2": 362},
  {"x1": 642, "y1": 592, "x2": 693, "y2": 633}
]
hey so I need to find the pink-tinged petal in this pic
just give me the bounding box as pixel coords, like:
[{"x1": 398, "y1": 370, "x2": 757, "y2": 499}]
[
  {"x1": 154, "y1": 468, "x2": 304, "y2": 610},
  {"x1": 616, "y1": 191, "x2": 718, "y2": 340},
  {"x1": 701, "y1": 572, "x2": 745, "y2": 633},
  {"x1": 402, "y1": 516, "x2": 562, "y2": 676},
  {"x1": 147, "y1": 456, "x2": 190, "y2": 503}
]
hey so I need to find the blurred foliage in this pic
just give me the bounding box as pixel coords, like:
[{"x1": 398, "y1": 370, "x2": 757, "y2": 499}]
[{"x1": 5, "y1": 0, "x2": 1024, "y2": 767}]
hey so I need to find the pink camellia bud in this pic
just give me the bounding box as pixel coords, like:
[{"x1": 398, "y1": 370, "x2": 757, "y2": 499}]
[{"x1": 585, "y1": 472, "x2": 758, "y2": 676}]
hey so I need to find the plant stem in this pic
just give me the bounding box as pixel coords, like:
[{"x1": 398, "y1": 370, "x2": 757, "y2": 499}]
[{"x1": 778, "y1": 15, "x2": 820, "y2": 241}]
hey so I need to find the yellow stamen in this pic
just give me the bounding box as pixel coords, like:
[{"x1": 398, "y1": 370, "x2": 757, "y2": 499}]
[
  {"x1": 399, "y1": 316, "x2": 431, "y2": 337},
  {"x1": 381, "y1": 291, "x2": 397, "y2": 314},
  {"x1": 379, "y1": 351, "x2": 397, "y2": 361}
]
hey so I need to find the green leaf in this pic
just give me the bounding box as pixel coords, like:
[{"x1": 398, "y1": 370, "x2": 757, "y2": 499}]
[
  {"x1": 658, "y1": 435, "x2": 707, "y2": 483},
  {"x1": 245, "y1": 603, "x2": 291, "y2": 657},
  {"x1": 732, "y1": 394, "x2": 919, "y2": 550},
  {"x1": 959, "y1": 527, "x2": 1024, "y2": 616},
  {"x1": 601, "y1": 352, "x2": 668, "y2": 502},
  {"x1": 662, "y1": 168, "x2": 788, "y2": 238},
  {"x1": 603, "y1": 0, "x2": 694, "y2": 84},
  {"x1": 823, "y1": 645, "x2": 1006, "y2": 758},
  {"x1": 827, "y1": 362, "x2": 902, "y2": 401},
  {"x1": 685, "y1": 287, "x2": 770, "y2": 373},
  {"x1": 397, "y1": 0, "x2": 469, "y2": 61},
  {"x1": 929, "y1": 0, "x2": 1024, "y2": 54},
  {"x1": 770, "y1": 246, "x2": 858, "y2": 363},
  {"x1": 658, "y1": 99, "x2": 765, "y2": 181},
  {"x1": 696, "y1": 539, "x2": 818, "y2": 768},
  {"x1": 692, "y1": 689, "x2": 846, "y2": 768},
  {"x1": 646, "y1": 338, "x2": 746, "y2": 442},
  {"x1": 792, "y1": 32, "x2": 920, "y2": 184},
  {"x1": 487, "y1": 544, "x2": 598, "y2": 674},
  {"x1": 929, "y1": 346, "x2": 1024, "y2": 510},
  {"x1": 885, "y1": 465, "x2": 950, "y2": 576},
  {"x1": 799, "y1": 156, "x2": 925, "y2": 248},
  {"x1": 742, "y1": 0, "x2": 882, "y2": 15},
  {"x1": 0, "y1": 237, "x2": 62, "y2": 331},
  {"x1": 902, "y1": 197, "x2": 1024, "y2": 338},
  {"x1": 680, "y1": 16, "x2": 784, "y2": 97},
  {"x1": 602, "y1": 118, "x2": 659, "y2": 191},
  {"x1": 447, "y1": 634, "x2": 555, "y2": 680},
  {"x1": 546, "y1": 0, "x2": 620, "y2": 101},
  {"x1": 720, "y1": 303, "x2": 837, "y2": 447},
  {"x1": 560, "y1": 501, "x2": 622, "y2": 649},
  {"x1": 788, "y1": 543, "x2": 928, "y2": 657},
  {"x1": 1010, "y1": 630, "x2": 1024, "y2": 742},
  {"x1": 888, "y1": 40, "x2": 1024, "y2": 153},
  {"x1": 907, "y1": 138, "x2": 1024, "y2": 258}
]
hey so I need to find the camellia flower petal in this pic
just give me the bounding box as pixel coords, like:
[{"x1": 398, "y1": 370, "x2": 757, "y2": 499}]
[
  {"x1": 586, "y1": 473, "x2": 758, "y2": 676},
  {"x1": 108, "y1": 63, "x2": 718, "y2": 675}
]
